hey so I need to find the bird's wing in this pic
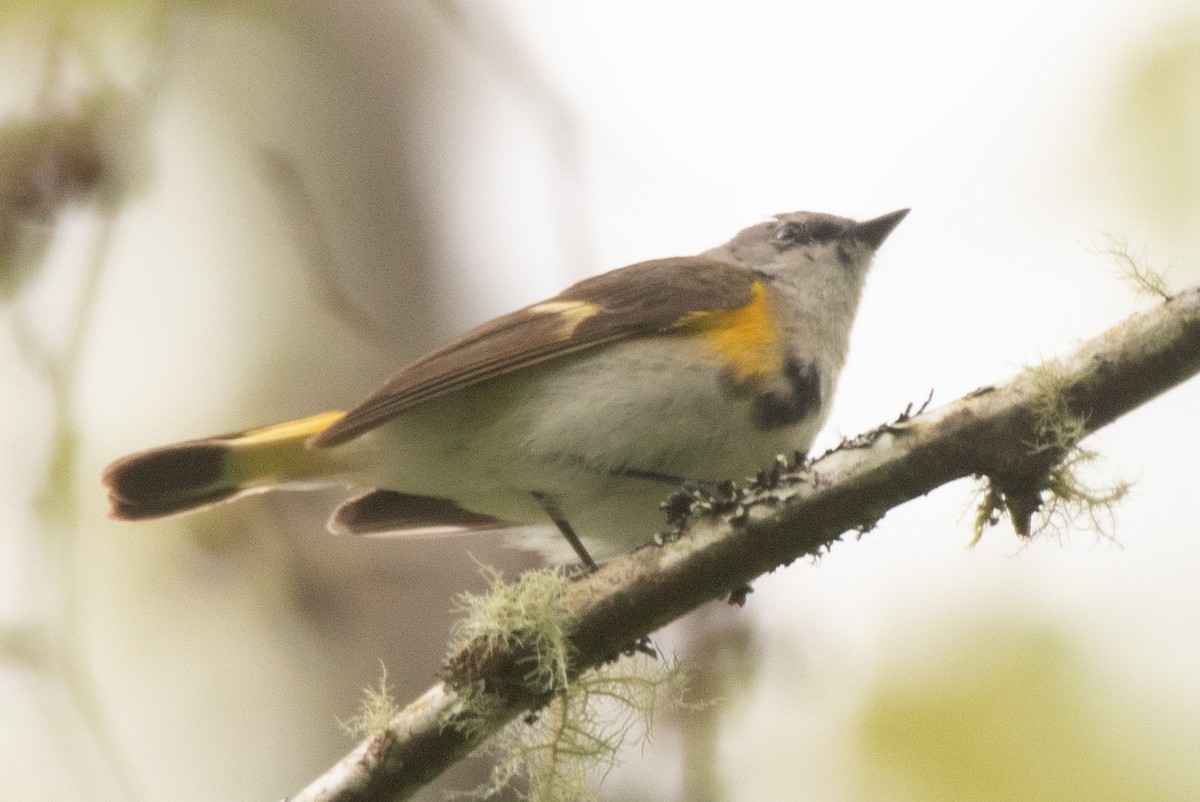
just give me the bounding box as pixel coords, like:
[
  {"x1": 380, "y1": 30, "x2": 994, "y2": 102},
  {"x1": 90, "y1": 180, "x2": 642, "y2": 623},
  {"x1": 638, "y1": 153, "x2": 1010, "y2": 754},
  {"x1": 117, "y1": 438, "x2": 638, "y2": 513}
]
[{"x1": 310, "y1": 256, "x2": 769, "y2": 447}]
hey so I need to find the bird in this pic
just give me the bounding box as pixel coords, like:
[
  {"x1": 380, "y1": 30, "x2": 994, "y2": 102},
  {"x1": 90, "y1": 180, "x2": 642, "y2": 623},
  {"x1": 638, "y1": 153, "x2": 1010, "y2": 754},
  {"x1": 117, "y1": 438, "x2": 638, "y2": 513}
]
[{"x1": 103, "y1": 208, "x2": 908, "y2": 568}]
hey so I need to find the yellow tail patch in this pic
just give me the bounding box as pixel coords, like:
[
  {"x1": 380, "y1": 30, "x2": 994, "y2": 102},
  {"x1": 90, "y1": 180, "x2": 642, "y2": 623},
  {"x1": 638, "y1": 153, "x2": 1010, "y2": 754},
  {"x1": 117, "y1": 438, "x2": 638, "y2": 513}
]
[
  {"x1": 229, "y1": 410, "x2": 346, "y2": 446},
  {"x1": 225, "y1": 410, "x2": 347, "y2": 487},
  {"x1": 104, "y1": 410, "x2": 349, "y2": 521}
]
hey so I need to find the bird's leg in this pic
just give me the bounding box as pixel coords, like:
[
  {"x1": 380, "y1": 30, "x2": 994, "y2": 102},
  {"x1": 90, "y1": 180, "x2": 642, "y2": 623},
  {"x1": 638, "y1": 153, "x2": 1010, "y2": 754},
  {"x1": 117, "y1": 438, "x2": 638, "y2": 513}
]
[{"x1": 531, "y1": 491, "x2": 598, "y2": 573}]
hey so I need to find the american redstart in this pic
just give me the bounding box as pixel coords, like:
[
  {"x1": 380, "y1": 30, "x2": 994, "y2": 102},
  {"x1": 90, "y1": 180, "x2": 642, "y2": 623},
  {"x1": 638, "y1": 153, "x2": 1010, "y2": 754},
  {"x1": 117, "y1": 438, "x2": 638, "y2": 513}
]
[{"x1": 103, "y1": 209, "x2": 908, "y2": 567}]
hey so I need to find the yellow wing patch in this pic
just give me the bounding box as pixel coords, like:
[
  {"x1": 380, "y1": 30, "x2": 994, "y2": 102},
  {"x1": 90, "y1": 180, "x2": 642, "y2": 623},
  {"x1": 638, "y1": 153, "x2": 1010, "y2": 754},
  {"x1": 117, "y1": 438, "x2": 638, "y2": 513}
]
[
  {"x1": 527, "y1": 299, "x2": 602, "y2": 337},
  {"x1": 680, "y1": 281, "x2": 781, "y2": 388}
]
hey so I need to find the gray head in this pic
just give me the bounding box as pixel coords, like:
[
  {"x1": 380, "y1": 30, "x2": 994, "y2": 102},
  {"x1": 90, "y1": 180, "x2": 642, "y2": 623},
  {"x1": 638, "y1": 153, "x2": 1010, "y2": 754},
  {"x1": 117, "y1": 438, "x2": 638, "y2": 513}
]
[
  {"x1": 700, "y1": 208, "x2": 908, "y2": 320},
  {"x1": 695, "y1": 209, "x2": 909, "y2": 435},
  {"x1": 704, "y1": 209, "x2": 909, "y2": 277}
]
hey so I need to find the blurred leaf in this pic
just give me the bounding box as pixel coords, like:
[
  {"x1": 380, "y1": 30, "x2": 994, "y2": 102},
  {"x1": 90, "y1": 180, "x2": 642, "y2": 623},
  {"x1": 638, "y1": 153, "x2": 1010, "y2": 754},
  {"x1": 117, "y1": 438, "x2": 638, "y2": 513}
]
[
  {"x1": 0, "y1": 113, "x2": 105, "y2": 299},
  {"x1": 0, "y1": 624, "x2": 49, "y2": 670},
  {"x1": 1109, "y1": 17, "x2": 1200, "y2": 230},
  {"x1": 0, "y1": 0, "x2": 164, "y2": 28},
  {"x1": 859, "y1": 624, "x2": 1189, "y2": 802}
]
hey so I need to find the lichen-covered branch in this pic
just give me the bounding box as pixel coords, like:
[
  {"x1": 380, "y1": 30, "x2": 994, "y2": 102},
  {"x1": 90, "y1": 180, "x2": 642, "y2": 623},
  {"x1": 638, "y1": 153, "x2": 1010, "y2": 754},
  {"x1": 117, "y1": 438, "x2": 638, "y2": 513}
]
[{"x1": 287, "y1": 285, "x2": 1200, "y2": 802}]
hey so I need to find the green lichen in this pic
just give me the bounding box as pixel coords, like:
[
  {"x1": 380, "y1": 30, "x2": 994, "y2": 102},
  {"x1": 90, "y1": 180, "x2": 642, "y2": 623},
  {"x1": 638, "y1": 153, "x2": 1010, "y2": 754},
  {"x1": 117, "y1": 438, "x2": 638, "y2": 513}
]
[
  {"x1": 1095, "y1": 232, "x2": 1173, "y2": 301},
  {"x1": 1026, "y1": 363, "x2": 1131, "y2": 540},
  {"x1": 338, "y1": 661, "x2": 401, "y2": 738},
  {"x1": 447, "y1": 566, "x2": 687, "y2": 801},
  {"x1": 449, "y1": 565, "x2": 575, "y2": 701},
  {"x1": 465, "y1": 654, "x2": 686, "y2": 802},
  {"x1": 971, "y1": 362, "x2": 1130, "y2": 545},
  {"x1": 1037, "y1": 449, "x2": 1131, "y2": 543},
  {"x1": 969, "y1": 479, "x2": 1005, "y2": 547}
]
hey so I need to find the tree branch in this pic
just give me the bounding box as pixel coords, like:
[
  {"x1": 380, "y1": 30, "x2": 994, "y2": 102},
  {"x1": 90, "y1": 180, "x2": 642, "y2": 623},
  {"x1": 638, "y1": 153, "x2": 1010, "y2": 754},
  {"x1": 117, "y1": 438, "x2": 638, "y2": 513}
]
[{"x1": 287, "y1": 285, "x2": 1200, "y2": 802}]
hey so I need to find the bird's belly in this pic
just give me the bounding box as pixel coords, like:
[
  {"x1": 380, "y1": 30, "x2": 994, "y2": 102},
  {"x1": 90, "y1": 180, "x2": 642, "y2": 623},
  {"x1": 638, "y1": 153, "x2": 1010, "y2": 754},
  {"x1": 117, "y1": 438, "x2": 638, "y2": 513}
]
[
  {"x1": 520, "y1": 339, "x2": 810, "y2": 477},
  {"x1": 360, "y1": 338, "x2": 826, "y2": 555}
]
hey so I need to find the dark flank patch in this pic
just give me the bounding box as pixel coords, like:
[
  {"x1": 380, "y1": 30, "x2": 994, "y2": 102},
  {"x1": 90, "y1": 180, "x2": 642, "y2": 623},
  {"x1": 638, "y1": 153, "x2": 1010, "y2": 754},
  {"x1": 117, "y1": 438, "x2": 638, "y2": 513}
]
[
  {"x1": 752, "y1": 356, "x2": 823, "y2": 430},
  {"x1": 329, "y1": 489, "x2": 507, "y2": 536},
  {"x1": 102, "y1": 442, "x2": 231, "y2": 520}
]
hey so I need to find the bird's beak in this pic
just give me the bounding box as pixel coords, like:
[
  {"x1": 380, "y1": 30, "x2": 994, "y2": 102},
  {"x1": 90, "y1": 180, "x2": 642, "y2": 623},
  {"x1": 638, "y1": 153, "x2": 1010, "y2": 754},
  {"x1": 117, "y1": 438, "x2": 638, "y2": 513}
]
[{"x1": 850, "y1": 208, "x2": 910, "y2": 249}]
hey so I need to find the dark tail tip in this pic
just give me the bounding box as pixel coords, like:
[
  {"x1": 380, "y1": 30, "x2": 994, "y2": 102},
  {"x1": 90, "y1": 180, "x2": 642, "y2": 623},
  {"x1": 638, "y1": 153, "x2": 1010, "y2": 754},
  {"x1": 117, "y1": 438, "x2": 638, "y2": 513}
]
[{"x1": 102, "y1": 442, "x2": 235, "y2": 520}]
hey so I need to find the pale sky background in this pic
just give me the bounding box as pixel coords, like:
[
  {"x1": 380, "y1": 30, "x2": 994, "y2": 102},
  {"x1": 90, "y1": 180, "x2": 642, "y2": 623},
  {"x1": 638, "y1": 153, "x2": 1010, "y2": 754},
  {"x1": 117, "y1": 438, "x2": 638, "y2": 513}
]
[{"x1": 2, "y1": 1, "x2": 1199, "y2": 800}]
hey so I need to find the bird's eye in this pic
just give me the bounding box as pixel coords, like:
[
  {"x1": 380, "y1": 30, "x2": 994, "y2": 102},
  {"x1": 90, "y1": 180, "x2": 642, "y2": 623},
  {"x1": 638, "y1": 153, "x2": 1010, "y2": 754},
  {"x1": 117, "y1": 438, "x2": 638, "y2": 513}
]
[
  {"x1": 774, "y1": 222, "x2": 805, "y2": 243},
  {"x1": 774, "y1": 219, "x2": 846, "y2": 246}
]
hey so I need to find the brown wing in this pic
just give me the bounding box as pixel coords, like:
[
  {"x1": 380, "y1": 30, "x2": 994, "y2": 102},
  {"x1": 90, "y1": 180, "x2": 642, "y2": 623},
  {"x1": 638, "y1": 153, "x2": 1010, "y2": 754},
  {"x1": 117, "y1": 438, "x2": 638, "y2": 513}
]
[{"x1": 310, "y1": 256, "x2": 760, "y2": 447}]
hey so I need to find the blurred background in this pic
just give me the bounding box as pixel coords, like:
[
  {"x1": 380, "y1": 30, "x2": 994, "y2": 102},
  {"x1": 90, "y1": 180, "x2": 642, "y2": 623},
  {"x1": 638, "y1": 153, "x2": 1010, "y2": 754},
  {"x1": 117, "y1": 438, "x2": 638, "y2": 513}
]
[{"x1": 2, "y1": 1, "x2": 1199, "y2": 800}]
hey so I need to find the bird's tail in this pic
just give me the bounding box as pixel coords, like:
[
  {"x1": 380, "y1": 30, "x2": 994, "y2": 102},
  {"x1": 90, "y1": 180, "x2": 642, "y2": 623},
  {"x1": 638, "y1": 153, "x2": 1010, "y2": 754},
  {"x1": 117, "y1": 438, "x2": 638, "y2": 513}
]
[{"x1": 102, "y1": 410, "x2": 349, "y2": 521}]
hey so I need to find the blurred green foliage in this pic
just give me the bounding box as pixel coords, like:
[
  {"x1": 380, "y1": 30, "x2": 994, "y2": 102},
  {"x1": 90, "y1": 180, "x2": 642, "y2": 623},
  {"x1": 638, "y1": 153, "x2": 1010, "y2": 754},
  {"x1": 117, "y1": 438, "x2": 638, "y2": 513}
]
[
  {"x1": 1111, "y1": 17, "x2": 1200, "y2": 234},
  {"x1": 0, "y1": 0, "x2": 159, "y2": 18},
  {"x1": 860, "y1": 624, "x2": 1188, "y2": 802}
]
